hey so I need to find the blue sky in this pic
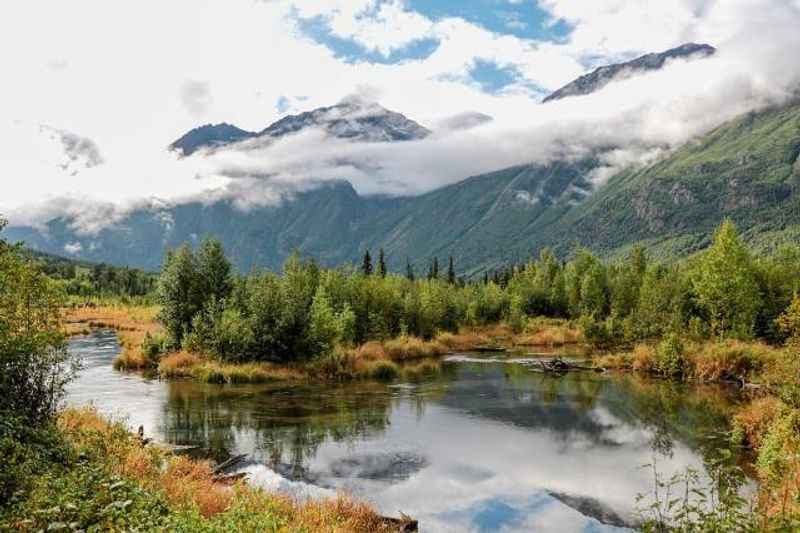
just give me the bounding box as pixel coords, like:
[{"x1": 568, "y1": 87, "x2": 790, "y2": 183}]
[
  {"x1": 291, "y1": 0, "x2": 576, "y2": 96},
  {"x1": 4, "y1": 0, "x2": 797, "y2": 212}
]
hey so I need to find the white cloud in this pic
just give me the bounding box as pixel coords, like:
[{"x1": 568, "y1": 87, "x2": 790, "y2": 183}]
[
  {"x1": 0, "y1": 0, "x2": 798, "y2": 228},
  {"x1": 180, "y1": 80, "x2": 213, "y2": 118}
]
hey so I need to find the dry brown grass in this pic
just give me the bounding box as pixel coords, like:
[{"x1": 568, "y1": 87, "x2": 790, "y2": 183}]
[
  {"x1": 594, "y1": 353, "x2": 631, "y2": 370},
  {"x1": 157, "y1": 351, "x2": 202, "y2": 378},
  {"x1": 631, "y1": 343, "x2": 657, "y2": 372},
  {"x1": 436, "y1": 330, "x2": 490, "y2": 351},
  {"x1": 65, "y1": 305, "x2": 163, "y2": 371},
  {"x1": 383, "y1": 336, "x2": 447, "y2": 360},
  {"x1": 57, "y1": 407, "x2": 392, "y2": 530},
  {"x1": 515, "y1": 322, "x2": 582, "y2": 347},
  {"x1": 688, "y1": 340, "x2": 772, "y2": 382},
  {"x1": 734, "y1": 397, "x2": 781, "y2": 450}
]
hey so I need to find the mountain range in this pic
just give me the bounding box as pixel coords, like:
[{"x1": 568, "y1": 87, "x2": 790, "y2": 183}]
[
  {"x1": 169, "y1": 98, "x2": 430, "y2": 156},
  {"x1": 7, "y1": 43, "x2": 799, "y2": 276},
  {"x1": 542, "y1": 42, "x2": 716, "y2": 103}
]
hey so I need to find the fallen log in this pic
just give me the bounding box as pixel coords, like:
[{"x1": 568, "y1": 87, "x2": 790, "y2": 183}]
[
  {"x1": 379, "y1": 512, "x2": 418, "y2": 532},
  {"x1": 213, "y1": 472, "x2": 249, "y2": 485},
  {"x1": 473, "y1": 345, "x2": 507, "y2": 353},
  {"x1": 213, "y1": 453, "x2": 248, "y2": 475},
  {"x1": 534, "y1": 358, "x2": 602, "y2": 374}
]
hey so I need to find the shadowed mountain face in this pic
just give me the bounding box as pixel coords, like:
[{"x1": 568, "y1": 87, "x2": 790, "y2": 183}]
[
  {"x1": 542, "y1": 43, "x2": 716, "y2": 103},
  {"x1": 7, "y1": 99, "x2": 800, "y2": 275},
  {"x1": 169, "y1": 99, "x2": 430, "y2": 156}
]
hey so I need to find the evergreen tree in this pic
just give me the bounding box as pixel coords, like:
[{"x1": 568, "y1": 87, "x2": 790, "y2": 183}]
[
  {"x1": 361, "y1": 250, "x2": 373, "y2": 276},
  {"x1": 405, "y1": 258, "x2": 415, "y2": 281},
  {"x1": 428, "y1": 257, "x2": 439, "y2": 280},
  {"x1": 378, "y1": 248, "x2": 387, "y2": 278},
  {"x1": 447, "y1": 256, "x2": 456, "y2": 285}
]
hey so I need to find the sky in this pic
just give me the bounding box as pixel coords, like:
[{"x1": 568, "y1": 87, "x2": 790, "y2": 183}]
[{"x1": 2, "y1": 0, "x2": 800, "y2": 227}]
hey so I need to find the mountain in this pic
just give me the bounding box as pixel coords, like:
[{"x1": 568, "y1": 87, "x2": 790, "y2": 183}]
[
  {"x1": 169, "y1": 99, "x2": 430, "y2": 156},
  {"x1": 542, "y1": 43, "x2": 716, "y2": 103},
  {"x1": 169, "y1": 123, "x2": 256, "y2": 157},
  {"x1": 7, "y1": 99, "x2": 800, "y2": 276}
]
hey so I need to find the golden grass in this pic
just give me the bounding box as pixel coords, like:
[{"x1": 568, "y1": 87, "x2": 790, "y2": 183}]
[
  {"x1": 57, "y1": 408, "x2": 392, "y2": 530},
  {"x1": 594, "y1": 353, "x2": 631, "y2": 370},
  {"x1": 65, "y1": 305, "x2": 163, "y2": 371},
  {"x1": 383, "y1": 336, "x2": 447, "y2": 360},
  {"x1": 191, "y1": 361, "x2": 305, "y2": 384},
  {"x1": 515, "y1": 321, "x2": 583, "y2": 347},
  {"x1": 436, "y1": 330, "x2": 490, "y2": 351},
  {"x1": 157, "y1": 351, "x2": 202, "y2": 378},
  {"x1": 733, "y1": 397, "x2": 781, "y2": 450},
  {"x1": 689, "y1": 340, "x2": 772, "y2": 382}
]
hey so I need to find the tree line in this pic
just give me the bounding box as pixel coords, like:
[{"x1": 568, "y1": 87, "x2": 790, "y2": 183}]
[
  {"x1": 33, "y1": 251, "x2": 156, "y2": 298},
  {"x1": 154, "y1": 220, "x2": 800, "y2": 364}
]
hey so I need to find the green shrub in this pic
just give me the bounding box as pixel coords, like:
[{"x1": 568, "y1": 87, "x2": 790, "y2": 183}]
[
  {"x1": 364, "y1": 360, "x2": 399, "y2": 381},
  {"x1": 141, "y1": 331, "x2": 171, "y2": 363},
  {"x1": 0, "y1": 415, "x2": 71, "y2": 508},
  {"x1": 654, "y1": 334, "x2": 687, "y2": 377}
]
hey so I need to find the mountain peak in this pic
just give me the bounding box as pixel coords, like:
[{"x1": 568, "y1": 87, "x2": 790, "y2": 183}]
[
  {"x1": 170, "y1": 101, "x2": 430, "y2": 156},
  {"x1": 169, "y1": 123, "x2": 256, "y2": 157},
  {"x1": 542, "y1": 43, "x2": 716, "y2": 103}
]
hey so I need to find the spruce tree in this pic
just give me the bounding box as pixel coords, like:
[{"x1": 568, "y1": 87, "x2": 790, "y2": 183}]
[
  {"x1": 405, "y1": 258, "x2": 415, "y2": 281},
  {"x1": 428, "y1": 257, "x2": 439, "y2": 280},
  {"x1": 361, "y1": 250, "x2": 373, "y2": 276},
  {"x1": 447, "y1": 256, "x2": 456, "y2": 285},
  {"x1": 378, "y1": 248, "x2": 387, "y2": 278}
]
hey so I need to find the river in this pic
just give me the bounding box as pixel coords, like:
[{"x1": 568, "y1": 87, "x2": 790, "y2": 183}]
[{"x1": 65, "y1": 330, "x2": 746, "y2": 532}]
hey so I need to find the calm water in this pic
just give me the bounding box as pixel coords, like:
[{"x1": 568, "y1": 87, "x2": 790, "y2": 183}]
[{"x1": 65, "y1": 330, "x2": 745, "y2": 533}]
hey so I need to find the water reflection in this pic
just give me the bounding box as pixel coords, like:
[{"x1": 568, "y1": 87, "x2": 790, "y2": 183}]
[{"x1": 67, "y1": 331, "x2": 747, "y2": 533}]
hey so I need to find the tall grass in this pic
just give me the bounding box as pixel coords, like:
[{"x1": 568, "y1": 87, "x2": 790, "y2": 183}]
[{"x1": 49, "y1": 408, "x2": 395, "y2": 531}]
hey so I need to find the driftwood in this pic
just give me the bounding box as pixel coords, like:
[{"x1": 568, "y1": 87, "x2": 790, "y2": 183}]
[
  {"x1": 213, "y1": 453, "x2": 248, "y2": 475},
  {"x1": 213, "y1": 472, "x2": 249, "y2": 485},
  {"x1": 379, "y1": 512, "x2": 418, "y2": 532},
  {"x1": 535, "y1": 358, "x2": 601, "y2": 374},
  {"x1": 473, "y1": 345, "x2": 507, "y2": 353},
  {"x1": 136, "y1": 425, "x2": 153, "y2": 447}
]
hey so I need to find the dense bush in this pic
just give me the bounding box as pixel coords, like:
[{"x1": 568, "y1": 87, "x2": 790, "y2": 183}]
[{"x1": 153, "y1": 221, "x2": 800, "y2": 363}]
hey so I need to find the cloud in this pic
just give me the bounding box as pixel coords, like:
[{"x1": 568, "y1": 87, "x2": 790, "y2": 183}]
[
  {"x1": 289, "y1": 0, "x2": 434, "y2": 56},
  {"x1": 1, "y1": 0, "x2": 799, "y2": 232},
  {"x1": 180, "y1": 80, "x2": 213, "y2": 117},
  {"x1": 40, "y1": 125, "x2": 104, "y2": 173},
  {"x1": 197, "y1": 9, "x2": 800, "y2": 203}
]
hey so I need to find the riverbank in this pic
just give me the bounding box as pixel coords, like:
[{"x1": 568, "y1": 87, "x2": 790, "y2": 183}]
[
  {"x1": 0, "y1": 407, "x2": 407, "y2": 532},
  {"x1": 66, "y1": 304, "x2": 585, "y2": 383},
  {"x1": 596, "y1": 337, "x2": 800, "y2": 528}
]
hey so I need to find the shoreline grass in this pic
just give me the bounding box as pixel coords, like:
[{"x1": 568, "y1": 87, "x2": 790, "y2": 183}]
[{"x1": 2, "y1": 407, "x2": 398, "y2": 532}]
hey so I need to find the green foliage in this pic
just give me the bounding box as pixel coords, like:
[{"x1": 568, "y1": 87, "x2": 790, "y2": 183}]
[
  {"x1": 156, "y1": 238, "x2": 234, "y2": 346},
  {"x1": 308, "y1": 287, "x2": 341, "y2": 357},
  {"x1": 0, "y1": 416, "x2": 71, "y2": 508},
  {"x1": 0, "y1": 225, "x2": 75, "y2": 426},
  {"x1": 141, "y1": 331, "x2": 171, "y2": 363},
  {"x1": 776, "y1": 293, "x2": 800, "y2": 347},
  {"x1": 638, "y1": 450, "x2": 759, "y2": 532},
  {"x1": 654, "y1": 334, "x2": 688, "y2": 377},
  {"x1": 691, "y1": 220, "x2": 762, "y2": 339},
  {"x1": 196, "y1": 238, "x2": 233, "y2": 303},
  {"x1": 156, "y1": 244, "x2": 203, "y2": 344}
]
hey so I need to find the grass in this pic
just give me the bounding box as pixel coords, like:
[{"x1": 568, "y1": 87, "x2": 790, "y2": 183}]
[
  {"x1": 65, "y1": 304, "x2": 163, "y2": 371},
  {"x1": 514, "y1": 319, "x2": 583, "y2": 347},
  {"x1": 596, "y1": 339, "x2": 783, "y2": 383},
  {"x1": 1, "y1": 407, "x2": 397, "y2": 532}
]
